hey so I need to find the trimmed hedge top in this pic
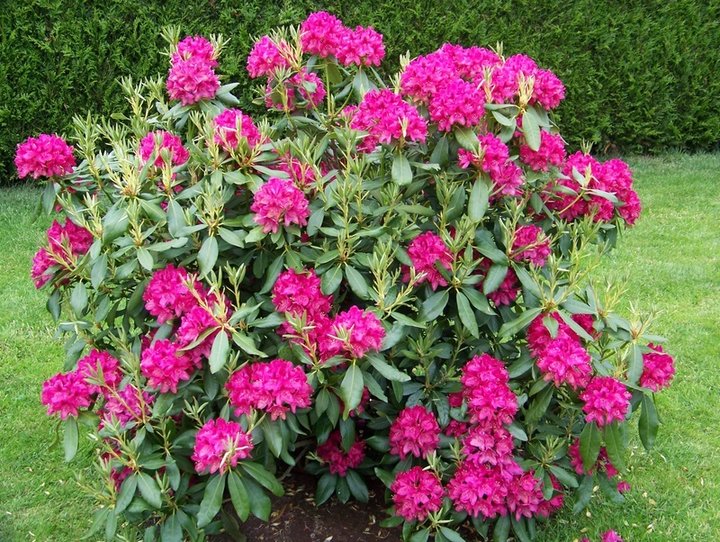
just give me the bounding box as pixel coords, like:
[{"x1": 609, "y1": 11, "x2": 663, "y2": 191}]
[{"x1": 2, "y1": 0, "x2": 719, "y2": 182}]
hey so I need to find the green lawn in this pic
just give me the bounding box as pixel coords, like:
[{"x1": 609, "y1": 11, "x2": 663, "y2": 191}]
[{"x1": 0, "y1": 154, "x2": 718, "y2": 541}]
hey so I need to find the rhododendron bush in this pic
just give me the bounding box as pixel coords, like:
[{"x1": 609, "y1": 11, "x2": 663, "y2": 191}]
[{"x1": 20, "y1": 13, "x2": 675, "y2": 542}]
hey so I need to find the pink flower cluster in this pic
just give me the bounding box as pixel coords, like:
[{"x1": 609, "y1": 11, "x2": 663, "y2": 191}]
[
  {"x1": 428, "y1": 78, "x2": 485, "y2": 132},
  {"x1": 15, "y1": 134, "x2": 76, "y2": 179},
  {"x1": 527, "y1": 312, "x2": 595, "y2": 357},
  {"x1": 350, "y1": 89, "x2": 427, "y2": 152},
  {"x1": 537, "y1": 332, "x2": 593, "y2": 390},
  {"x1": 272, "y1": 268, "x2": 331, "y2": 319},
  {"x1": 581, "y1": 531, "x2": 624, "y2": 542},
  {"x1": 299, "y1": 12, "x2": 384, "y2": 67},
  {"x1": 41, "y1": 371, "x2": 94, "y2": 419},
  {"x1": 140, "y1": 339, "x2": 195, "y2": 393},
  {"x1": 264, "y1": 68, "x2": 327, "y2": 112},
  {"x1": 213, "y1": 108, "x2": 262, "y2": 151},
  {"x1": 77, "y1": 349, "x2": 123, "y2": 390},
  {"x1": 101, "y1": 384, "x2": 153, "y2": 427},
  {"x1": 276, "y1": 154, "x2": 317, "y2": 189},
  {"x1": 461, "y1": 354, "x2": 517, "y2": 425},
  {"x1": 389, "y1": 405, "x2": 440, "y2": 459},
  {"x1": 547, "y1": 152, "x2": 641, "y2": 225},
  {"x1": 458, "y1": 134, "x2": 524, "y2": 198},
  {"x1": 143, "y1": 264, "x2": 200, "y2": 323},
  {"x1": 519, "y1": 131, "x2": 566, "y2": 172},
  {"x1": 167, "y1": 36, "x2": 219, "y2": 105},
  {"x1": 139, "y1": 131, "x2": 189, "y2": 167},
  {"x1": 251, "y1": 177, "x2": 310, "y2": 233},
  {"x1": 316, "y1": 431, "x2": 366, "y2": 476},
  {"x1": 404, "y1": 231, "x2": 453, "y2": 290},
  {"x1": 640, "y1": 344, "x2": 675, "y2": 391},
  {"x1": 568, "y1": 439, "x2": 619, "y2": 478},
  {"x1": 511, "y1": 224, "x2": 551, "y2": 267},
  {"x1": 580, "y1": 376, "x2": 631, "y2": 426},
  {"x1": 324, "y1": 306, "x2": 386, "y2": 359},
  {"x1": 491, "y1": 54, "x2": 566, "y2": 109},
  {"x1": 391, "y1": 467, "x2": 444, "y2": 522},
  {"x1": 246, "y1": 36, "x2": 291, "y2": 78},
  {"x1": 192, "y1": 418, "x2": 254, "y2": 474},
  {"x1": 32, "y1": 219, "x2": 93, "y2": 288},
  {"x1": 226, "y1": 359, "x2": 312, "y2": 420}
]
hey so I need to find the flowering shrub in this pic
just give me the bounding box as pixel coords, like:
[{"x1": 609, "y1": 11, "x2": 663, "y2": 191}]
[{"x1": 20, "y1": 15, "x2": 675, "y2": 542}]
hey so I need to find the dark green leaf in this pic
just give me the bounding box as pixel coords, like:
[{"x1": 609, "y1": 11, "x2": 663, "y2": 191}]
[
  {"x1": 391, "y1": 153, "x2": 413, "y2": 185},
  {"x1": 421, "y1": 290, "x2": 449, "y2": 321},
  {"x1": 208, "y1": 331, "x2": 230, "y2": 373},
  {"x1": 345, "y1": 470, "x2": 369, "y2": 503},
  {"x1": 63, "y1": 416, "x2": 79, "y2": 462},
  {"x1": 468, "y1": 178, "x2": 490, "y2": 221},
  {"x1": 456, "y1": 291, "x2": 479, "y2": 338},
  {"x1": 115, "y1": 474, "x2": 137, "y2": 515},
  {"x1": 572, "y1": 475, "x2": 594, "y2": 513},
  {"x1": 639, "y1": 394, "x2": 659, "y2": 450},
  {"x1": 493, "y1": 515, "x2": 511, "y2": 542},
  {"x1": 321, "y1": 265, "x2": 343, "y2": 295},
  {"x1": 345, "y1": 265, "x2": 369, "y2": 299},
  {"x1": 198, "y1": 236, "x2": 219, "y2": 277},
  {"x1": 244, "y1": 478, "x2": 272, "y2": 521},
  {"x1": 483, "y1": 264, "x2": 508, "y2": 295},
  {"x1": 232, "y1": 332, "x2": 266, "y2": 357},
  {"x1": 603, "y1": 423, "x2": 626, "y2": 472},
  {"x1": 454, "y1": 127, "x2": 479, "y2": 150},
  {"x1": 522, "y1": 110, "x2": 541, "y2": 151},
  {"x1": 137, "y1": 472, "x2": 162, "y2": 509},
  {"x1": 499, "y1": 307, "x2": 542, "y2": 338},
  {"x1": 340, "y1": 364, "x2": 364, "y2": 417},
  {"x1": 579, "y1": 422, "x2": 601, "y2": 472},
  {"x1": 368, "y1": 354, "x2": 410, "y2": 382},
  {"x1": 241, "y1": 462, "x2": 284, "y2": 496},
  {"x1": 315, "y1": 472, "x2": 337, "y2": 505},
  {"x1": 228, "y1": 471, "x2": 250, "y2": 521},
  {"x1": 197, "y1": 474, "x2": 226, "y2": 528},
  {"x1": 439, "y1": 527, "x2": 466, "y2": 542}
]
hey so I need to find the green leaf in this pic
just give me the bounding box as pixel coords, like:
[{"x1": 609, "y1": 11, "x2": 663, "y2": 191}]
[
  {"x1": 410, "y1": 528, "x2": 430, "y2": 542},
  {"x1": 572, "y1": 475, "x2": 594, "y2": 513},
  {"x1": 218, "y1": 227, "x2": 246, "y2": 247},
  {"x1": 498, "y1": 307, "x2": 542, "y2": 338},
  {"x1": 526, "y1": 384, "x2": 553, "y2": 424},
  {"x1": 228, "y1": 471, "x2": 250, "y2": 521},
  {"x1": 70, "y1": 282, "x2": 88, "y2": 316},
  {"x1": 391, "y1": 153, "x2": 413, "y2": 185},
  {"x1": 208, "y1": 331, "x2": 230, "y2": 373},
  {"x1": 628, "y1": 344, "x2": 644, "y2": 385},
  {"x1": 603, "y1": 423, "x2": 626, "y2": 472},
  {"x1": 259, "y1": 254, "x2": 285, "y2": 294},
  {"x1": 522, "y1": 110, "x2": 541, "y2": 151},
  {"x1": 321, "y1": 265, "x2": 343, "y2": 295},
  {"x1": 579, "y1": 422, "x2": 602, "y2": 472},
  {"x1": 345, "y1": 265, "x2": 369, "y2": 299},
  {"x1": 262, "y1": 423, "x2": 283, "y2": 458},
  {"x1": 461, "y1": 286, "x2": 494, "y2": 315},
  {"x1": 137, "y1": 472, "x2": 162, "y2": 509},
  {"x1": 197, "y1": 474, "x2": 226, "y2": 528},
  {"x1": 232, "y1": 332, "x2": 266, "y2": 357},
  {"x1": 137, "y1": 247, "x2": 154, "y2": 271},
  {"x1": 468, "y1": 178, "x2": 490, "y2": 221},
  {"x1": 421, "y1": 290, "x2": 449, "y2": 321},
  {"x1": 198, "y1": 236, "x2": 218, "y2": 277},
  {"x1": 483, "y1": 264, "x2": 508, "y2": 295},
  {"x1": 63, "y1": 416, "x2": 78, "y2": 461},
  {"x1": 307, "y1": 208, "x2": 325, "y2": 236},
  {"x1": 160, "y1": 514, "x2": 182, "y2": 542},
  {"x1": 547, "y1": 465, "x2": 579, "y2": 489},
  {"x1": 91, "y1": 254, "x2": 108, "y2": 289},
  {"x1": 493, "y1": 515, "x2": 511, "y2": 542},
  {"x1": 439, "y1": 526, "x2": 466, "y2": 542},
  {"x1": 244, "y1": 478, "x2": 272, "y2": 521},
  {"x1": 340, "y1": 364, "x2": 364, "y2": 417},
  {"x1": 242, "y1": 462, "x2": 284, "y2": 496},
  {"x1": 454, "y1": 126, "x2": 479, "y2": 150},
  {"x1": 115, "y1": 474, "x2": 137, "y2": 515},
  {"x1": 315, "y1": 472, "x2": 337, "y2": 505},
  {"x1": 345, "y1": 470, "x2": 369, "y2": 503},
  {"x1": 639, "y1": 394, "x2": 659, "y2": 450},
  {"x1": 102, "y1": 207, "x2": 129, "y2": 243},
  {"x1": 456, "y1": 291, "x2": 479, "y2": 338},
  {"x1": 244, "y1": 226, "x2": 266, "y2": 244},
  {"x1": 367, "y1": 354, "x2": 410, "y2": 382}
]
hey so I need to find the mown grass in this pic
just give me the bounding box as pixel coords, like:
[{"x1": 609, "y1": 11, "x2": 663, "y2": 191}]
[{"x1": 0, "y1": 154, "x2": 718, "y2": 541}]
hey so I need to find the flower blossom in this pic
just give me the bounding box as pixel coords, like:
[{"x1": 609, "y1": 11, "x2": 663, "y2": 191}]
[
  {"x1": 143, "y1": 264, "x2": 200, "y2": 324},
  {"x1": 41, "y1": 371, "x2": 94, "y2": 419},
  {"x1": 511, "y1": 224, "x2": 551, "y2": 267},
  {"x1": 192, "y1": 418, "x2": 254, "y2": 474},
  {"x1": 15, "y1": 134, "x2": 76, "y2": 179},
  {"x1": 580, "y1": 377, "x2": 631, "y2": 426},
  {"x1": 246, "y1": 36, "x2": 290, "y2": 78},
  {"x1": 213, "y1": 108, "x2": 262, "y2": 150},
  {"x1": 251, "y1": 177, "x2": 310, "y2": 234},
  {"x1": 140, "y1": 339, "x2": 195, "y2": 394},
  {"x1": 640, "y1": 343, "x2": 675, "y2": 391},
  {"x1": 139, "y1": 131, "x2": 189, "y2": 167},
  {"x1": 316, "y1": 431, "x2": 366, "y2": 476},
  {"x1": 389, "y1": 405, "x2": 440, "y2": 459},
  {"x1": 404, "y1": 231, "x2": 453, "y2": 290},
  {"x1": 391, "y1": 467, "x2": 444, "y2": 521}
]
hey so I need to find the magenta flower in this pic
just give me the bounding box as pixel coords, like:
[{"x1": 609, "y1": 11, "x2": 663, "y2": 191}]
[
  {"x1": 537, "y1": 332, "x2": 593, "y2": 390},
  {"x1": 428, "y1": 78, "x2": 485, "y2": 132},
  {"x1": 389, "y1": 405, "x2": 440, "y2": 459},
  {"x1": 213, "y1": 108, "x2": 262, "y2": 151},
  {"x1": 568, "y1": 439, "x2": 619, "y2": 478},
  {"x1": 519, "y1": 131, "x2": 566, "y2": 172},
  {"x1": 166, "y1": 58, "x2": 220, "y2": 106},
  {"x1": 76, "y1": 349, "x2": 123, "y2": 390},
  {"x1": 580, "y1": 377, "x2": 631, "y2": 427},
  {"x1": 272, "y1": 268, "x2": 331, "y2": 319},
  {"x1": 640, "y1": 344, "x2": 675, "y2": 391},
  {"x1": 400, "y1": 52, "x2": 457, "y2": 104},
  {"x1": 299, "y1": 11, "x2": 345, "y2": 58},
  {"x1": 246, "y1": 36, "x2": 291, "y2": 78},
  {"x1": 486, "y1": 267, "x2": 520, "y2": 307},
  {"x1": 173, "y1": 36, "x2": 217, "y2": 66},
  {"x1": 102, "y1": 384, "x2": 153, "y2": 427},
  {"x1": 447, "y1": 462, "x2": 510, "y2": 519},
  {"x1": 490, "y1": 54, "x2": 539, "y2": 104},
  {"x1": 438, "y1": 43, "x2": 500, "y2": 81},
  {"x1": 506, "y1": 470, "x2": 544, "y2": 520},
  {"x1": 512, "y1": 224, "x2": 551, "y2": 267},
  {"x1": 41, "y1": 371, "x2": 94, "y2": 419},
  {"x1": 143, "y1": 264, "x2": 201, "y2": 324},
  {"x1": 533, "y1": 69, "x2": 566, "y2": 109},
  {"x1": 140, "y1": 339, "x2": 195, "y2": 394},
  {"x1": 15, "y1": 134, "x2": 76, "y2": 179},
  {"x1": 461, "y1": 354, "x2": 518, "y2": 425},
  {"x1": 404, "y1": 231, "x2": 453, "y2": 290},
  {"x1": 226, "y1": 359, "x2": 312, "y2": 420},
  {"x1": 462, "y1": 424, "x2": 515, "y2": 467},
  {"x1": 324, "y1": 306, "x2": 385, "y2": 359},
  {"x1": 251, "y1": 177, "x2": 310, "y2": 234},
  {"x1": 192, "y1": 418, "x2": 254, "y2": 474},
  {"x1": 351, "y1": 89, "x2": 427, "y2": 152},
  {"x1": 139, "y1": 131, "x2": 189, "y2": 167},
  {"x1": 335, "y1": 25, "x2": 385, "y2": 67},
  {"x1": 391, "y1": 467, "x2": 444, "y2": 522},
  {"x1": 316, "y1": 431, "x2": 366, "y2": 476}
]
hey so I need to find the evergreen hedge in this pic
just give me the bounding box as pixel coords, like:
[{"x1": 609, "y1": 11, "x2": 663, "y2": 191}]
[{"x1": 2, "y1": 0, "x2": 719, "y2": 182}]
